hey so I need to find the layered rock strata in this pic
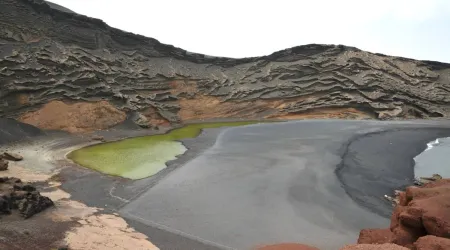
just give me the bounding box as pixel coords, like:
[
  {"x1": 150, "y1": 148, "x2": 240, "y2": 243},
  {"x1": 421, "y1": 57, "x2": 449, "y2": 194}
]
[{"x1": 2, "y1": 0, "x2": 450, "y2": 132}]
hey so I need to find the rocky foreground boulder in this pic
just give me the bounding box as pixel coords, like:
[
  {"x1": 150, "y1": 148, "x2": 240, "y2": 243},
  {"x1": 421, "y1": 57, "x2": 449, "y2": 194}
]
[
  {"x1": 2, "y1": 152, "x2": 24, "y2": 161},
  {"x1": 341, "y1": 244, "x2": 408, "y2": 250},
  {"x1": 2, "y1": 0, "x2": 450, "y2": 132},
  {"x1": 355, "y1": 178, "x2": 450, "y2": 249},
  {"x1": 0, "y1": 152, "x2": 24, "y2": 171},
  {"x1": 256, "y1": 243, "x2": 320, "y2": 250},
  {"x1": 0, "y1": 177, "x2": 53, "y2": 218},
  {"x1": 414, "y1": 235, "x2": 450, "y2": 250},
  {"x1": 0, "y1": 159, "x2": 8, "y2": 171}
]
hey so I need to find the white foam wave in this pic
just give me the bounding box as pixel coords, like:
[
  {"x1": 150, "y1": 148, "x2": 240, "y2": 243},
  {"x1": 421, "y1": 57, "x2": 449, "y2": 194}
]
[{"x1": 425, "y1": 138, "x2": 440, "y2": 151}]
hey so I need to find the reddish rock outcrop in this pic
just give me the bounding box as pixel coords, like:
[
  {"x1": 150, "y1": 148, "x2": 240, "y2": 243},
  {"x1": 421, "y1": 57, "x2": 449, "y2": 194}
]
[
  {"x1": 398, "y1": 191, "x2": 408, "y2": 206},
  {"x1": 255, "y1": 243, "x2": 320, "y2": 250},
  {"x1": 358, "y1": 229, "x2": 393, "y2": 244},
  {"x1": 422, "y1": 179, "x2": 450, "y2": 188},
  {"x1": 391, "y1": 224, "x2": 425, "y2": 248},
  {"x1": 340, "y1": 244, "x2": 408, "y2": 250},
  {"x1": 355, "y1": 178, "x2": 450, "y2": 249},
  {"x1": 414, "y1": 235, "x2": 450, "y2": 250},
  {"x1": 19, "y1": 100, "x2": 126, "y2": 133}
]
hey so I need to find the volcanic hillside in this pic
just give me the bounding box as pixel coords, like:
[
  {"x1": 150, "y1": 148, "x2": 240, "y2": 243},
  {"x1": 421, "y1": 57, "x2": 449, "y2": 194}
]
[{"x1": 2, "y1": 0, "x2": 450, "y2": 132}]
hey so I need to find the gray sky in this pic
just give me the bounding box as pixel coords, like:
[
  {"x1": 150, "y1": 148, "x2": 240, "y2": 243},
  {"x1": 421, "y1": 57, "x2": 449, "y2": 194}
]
[{"x1": 50, "y1": 0, "x2": 450, "y2": 62}]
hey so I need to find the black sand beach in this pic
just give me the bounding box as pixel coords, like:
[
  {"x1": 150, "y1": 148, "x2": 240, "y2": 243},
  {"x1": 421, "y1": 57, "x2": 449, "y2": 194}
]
[
  {"x1": 119, "y1": 120, "x2": 450, "y2": 249},
  {"x1": 337, "y1": 128, "x2": 450, "y2": 217},
  {"x1": 0, "y1": 118, "x2": 44, "y2": 144},
  {"x1": 3, "y1": 119, "x2": 450, "y2": 249}
]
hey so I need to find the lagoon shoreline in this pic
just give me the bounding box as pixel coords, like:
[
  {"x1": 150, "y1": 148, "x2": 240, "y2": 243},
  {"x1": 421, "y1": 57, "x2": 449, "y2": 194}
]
[
  {"x1": 2, "y1": 119, "x2": 450, "y2": 249},
  {"x1": 115, "y1": 120, "x2": 450, "y2": 249},
  {"x1": 336, "y1": 127, "x2": 450, "y2": 218}
]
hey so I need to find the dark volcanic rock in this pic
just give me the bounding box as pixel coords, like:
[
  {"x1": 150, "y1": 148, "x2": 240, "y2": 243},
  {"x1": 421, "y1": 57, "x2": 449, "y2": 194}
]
[
  {"x1": 0, "y1": 195, "x2": 12, "y2": 214},
  {"x1": 1, "y1": 0, "x2": 450, "y2": 131},
  {"x1": 0, "y1": 177, "x2": 53, "y2": 218},
  {"x1": 91, "y1": 135, "x2": 105, "y2": 142},
  {"x1": 16, "y1": 191, "x2": 53, "y2": 218},
  {"x1": 133, "y1": 112, "x2": 151, "y2": 128},
  {"x1": 44, "y1": 1, "x2": 76, "y2": 14},
  {"x1": 0, "y1": 159, "x2": 8, "y2": 171}
]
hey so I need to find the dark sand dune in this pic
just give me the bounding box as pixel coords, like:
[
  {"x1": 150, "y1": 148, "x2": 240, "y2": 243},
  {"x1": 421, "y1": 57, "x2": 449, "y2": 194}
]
[{"x1": 0, "y1": 118, "x2": 44, "y2": 145}]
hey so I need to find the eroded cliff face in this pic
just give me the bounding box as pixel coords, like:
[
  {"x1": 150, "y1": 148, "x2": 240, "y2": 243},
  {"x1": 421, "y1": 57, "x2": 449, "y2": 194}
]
[{"x1": 2, "y1": 0, "x2": 450, "y2": 132}]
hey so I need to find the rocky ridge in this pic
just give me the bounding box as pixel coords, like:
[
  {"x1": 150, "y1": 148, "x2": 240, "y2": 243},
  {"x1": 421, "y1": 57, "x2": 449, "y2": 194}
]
[{"x1": 2, "y1": 0, "x2": 450, "y2": 132}]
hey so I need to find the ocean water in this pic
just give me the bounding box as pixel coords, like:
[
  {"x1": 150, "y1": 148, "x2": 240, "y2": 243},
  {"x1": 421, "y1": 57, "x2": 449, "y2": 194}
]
[{"x1": 414, "y1": 137, "x2": 450, "y2": 178}]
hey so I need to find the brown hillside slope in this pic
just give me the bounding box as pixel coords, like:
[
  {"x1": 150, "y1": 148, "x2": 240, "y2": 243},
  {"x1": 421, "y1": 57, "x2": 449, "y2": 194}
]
[{"x1": 1, "y1": 0, "x2": 450, "y2": 131}]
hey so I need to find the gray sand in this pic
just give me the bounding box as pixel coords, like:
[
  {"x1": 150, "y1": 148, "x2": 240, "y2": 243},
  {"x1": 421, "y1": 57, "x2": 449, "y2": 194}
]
[
  {"x1": 338, "y1": 127, "x2": 450, "y2": 217},
  {"x1": 0, "y1": 118, "x2": 44, "y2": 145},
  {"x1": 119, "y1": 120, "x2": 450, "y2": 250},
  {"x1": 6, "y1": 119, "x2": 450, "y2": 250}
]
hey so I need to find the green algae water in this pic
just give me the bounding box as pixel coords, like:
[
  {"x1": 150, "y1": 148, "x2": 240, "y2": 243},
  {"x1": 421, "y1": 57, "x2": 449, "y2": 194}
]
[{"x1": 68, "y1": 121, "x2": 260, "y2": 180}]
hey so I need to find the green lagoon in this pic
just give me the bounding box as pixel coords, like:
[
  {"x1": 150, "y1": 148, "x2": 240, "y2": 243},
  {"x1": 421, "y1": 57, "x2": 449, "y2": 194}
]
[{"x1": 68, "y1": 121, "x2": 260, "y2": 179}]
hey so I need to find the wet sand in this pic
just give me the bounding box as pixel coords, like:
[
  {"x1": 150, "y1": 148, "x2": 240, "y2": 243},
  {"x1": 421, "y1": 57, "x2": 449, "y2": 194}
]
[
  {"x1": 0, "y1": 122, "x2": 228, "y2": 250},
  {"x1": 119, "y1": 120, "x2": 450, "y2": 249},
  {"x1": 337, "y1": 127, "x2": 450, "y2": 217},
  {"x1": 3, "y1": 119, "x2": 450, "y2": 249}
]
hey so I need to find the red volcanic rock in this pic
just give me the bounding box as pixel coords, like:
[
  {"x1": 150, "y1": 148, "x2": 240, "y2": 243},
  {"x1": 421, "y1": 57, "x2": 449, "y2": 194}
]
[
  {"x1": 406, "y1": 185, "x2": 450, "y2": 202},
  {"x1": 255, "y1": 243, "x2": 320, "y2": 250},
  {"x1": 391, "y1": 206, "x2": 407, "y2": 230},
  {"x1": 414, "y1": 235, "x2": 450, "y2": 250},
  {"x1": 357, "y1": 229, "x2": 393, "y2": 244},
  {"x1": 399, "y1": 206, "x2": 423, "y2": 229},
  {"x1": 357, "y1": 179, "x2": 450, "y2": 250},
  {"x1": 340, "y1": 243, "x2": 408, "y2": 250},
  {"x1": 398, "y1": 191, "x2": 408, "y2": 206},
  {"x1": 422, "y1": 179, "x2": 450, "y2": 189},
  {"x1": 391, "y1": 224, "x2": 425, "y2": 249},
  {"x1": 418, "y1": 194, "x2": 450, "y2": 237}
]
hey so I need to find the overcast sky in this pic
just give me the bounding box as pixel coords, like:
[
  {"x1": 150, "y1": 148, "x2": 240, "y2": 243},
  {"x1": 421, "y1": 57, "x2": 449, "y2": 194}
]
[{"x1": 49, "y1": 0, "x2": 450, "y2": 62}]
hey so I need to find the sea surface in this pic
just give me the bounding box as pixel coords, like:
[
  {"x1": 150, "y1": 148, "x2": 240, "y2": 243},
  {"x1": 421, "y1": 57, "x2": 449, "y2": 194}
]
[{"x1": 414, "y1": 137, "x2": 450, "y2": 178}]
